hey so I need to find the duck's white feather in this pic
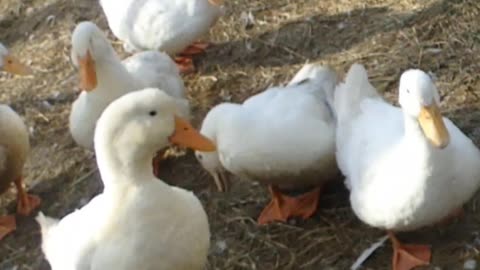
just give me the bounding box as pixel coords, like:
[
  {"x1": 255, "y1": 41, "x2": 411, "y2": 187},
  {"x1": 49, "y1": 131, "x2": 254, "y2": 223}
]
[
  {"x1": 99, "y1": 0, "x2": 223, "y2": 54},
  {"x1": 198, "y1": 64, "x2": 338, "y2": 189}
]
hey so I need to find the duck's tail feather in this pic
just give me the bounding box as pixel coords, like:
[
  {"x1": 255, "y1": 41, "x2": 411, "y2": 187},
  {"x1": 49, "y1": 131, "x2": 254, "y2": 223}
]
[
  {"x1": 334, "y1": 63, "x2": 379, "y2": 123},
  {"x1": 35, "y1": 212, "x2": 59, "y2": 238},
  {"x1": 288, "y1": 63, "x2": 338, "y2": 116}
]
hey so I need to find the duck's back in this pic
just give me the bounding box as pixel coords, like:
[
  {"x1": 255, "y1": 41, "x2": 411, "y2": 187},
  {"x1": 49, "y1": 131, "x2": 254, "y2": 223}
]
[
  {"x1": 0, "y1": 105, "x2": 29, "y2": 193},
  {"x1": 123, "y1": 51, "x2": 185, "y2": 99},
  {"x1": 217, "y1": 84, "x2": 336, "y2": 187}
]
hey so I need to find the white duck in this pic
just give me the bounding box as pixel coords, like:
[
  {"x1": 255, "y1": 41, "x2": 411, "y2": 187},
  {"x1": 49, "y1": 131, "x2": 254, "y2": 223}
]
[
  {"x1": 69, "y1": 21, "x2": 188, "y2": 151},
  {"x1": 37, "y1": 88, "x2": 216, "y2": 270},
  {"x1": 99, "y1": 0, "x2": 225, "y2": 73},
  {"x1": 334, "y1": 64, "x2": 480, "y2": 270},
  {"x1": 196, "y1": 63, "x2": 339, "y2": 225},
  {"x1": 0, "y1": 42, "x2": 40, "y2": 240}
]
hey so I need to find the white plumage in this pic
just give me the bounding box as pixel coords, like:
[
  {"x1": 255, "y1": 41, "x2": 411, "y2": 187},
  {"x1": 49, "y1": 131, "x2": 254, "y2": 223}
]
[
  {"x1": 196, "y1": 63, "x2": 338, "y2": 191},
  {"x1": 99, "y1": 0, "x2": 224, "y2": 54},
  {"x1": 335, "y1": 63, "x2": 480, "y2": 231},
  {"x1": 68, "y1": 21, "x2": 188, "y2": 150},
  {"x1": 38, "y1": 88, "x2": 211, "y2": 270}
]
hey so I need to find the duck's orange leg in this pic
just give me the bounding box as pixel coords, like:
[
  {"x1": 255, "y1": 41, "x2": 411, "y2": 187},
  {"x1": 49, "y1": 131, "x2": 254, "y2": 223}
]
[
  {"x1": 257, "y1": 185, "x2": 321, "y2": 225},
  {"x1": 0, "y1": 215, "x2": 16, "y2": 240},
  {"x1": 14, "y1": 176, "x2": 41, "y2": 216},
  {"x1": 179, "y1": 42, "x2": 211, "y2": 56},
  {"x1": 388, "y1": 231, "x2": 431, "y2": 270},
  {"x1": 174, "y1": 42, "x2": 211, "y2": 74}
]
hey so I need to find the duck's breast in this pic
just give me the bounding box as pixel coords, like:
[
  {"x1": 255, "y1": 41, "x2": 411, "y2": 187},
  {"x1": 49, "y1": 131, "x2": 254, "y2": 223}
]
[
  {"x1": 90, "y1": 183, "x2": 209, "y2": 270},
  {"x1": 0, "y1": 106, "x2": 29, "y2": 193}
]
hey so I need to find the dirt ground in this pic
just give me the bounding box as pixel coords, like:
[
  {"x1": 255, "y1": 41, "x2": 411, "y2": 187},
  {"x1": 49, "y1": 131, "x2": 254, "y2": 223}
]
[{"x1": 1, "y1": 0, "x2": 480, "y2": 269}]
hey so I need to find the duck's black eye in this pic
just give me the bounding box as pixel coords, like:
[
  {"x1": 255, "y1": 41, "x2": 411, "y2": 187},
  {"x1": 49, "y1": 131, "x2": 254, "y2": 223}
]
[
  {"x1": 149, "y1": 110, "x2": 157, "y2": 116},
  {"x1": 197, "y1": 154, "x2": 203, "y2": 160},
  {"x1": 406, "y1": 89, "x2": 410, "y2": 94}
]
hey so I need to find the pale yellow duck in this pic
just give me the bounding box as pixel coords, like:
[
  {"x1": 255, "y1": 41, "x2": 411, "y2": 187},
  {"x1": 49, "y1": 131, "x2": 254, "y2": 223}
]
[
  {"x1": 0, "y1": 42, "x2": 40, "y2": 240},
  {"x1": 37, "y1": 88, "x2": 215, "y2": 270}
]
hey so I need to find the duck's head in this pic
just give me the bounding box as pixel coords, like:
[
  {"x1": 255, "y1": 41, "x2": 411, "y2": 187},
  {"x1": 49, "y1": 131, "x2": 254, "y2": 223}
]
[
  {"x1": 195, "y1": 104, "x2": 232, "y2": 192},
  {"x1": 71, "y1": 21, "x2": 113, "y2": 92},
  {"x1": 399, "y1": 69, "x2": 450, "y2": 149},
  {"x1": 95, "y1": 88, "x2": 216, "y2": 168},
  {"x1": 0, "y1": 42, "x2": 32, "y2": 76}
]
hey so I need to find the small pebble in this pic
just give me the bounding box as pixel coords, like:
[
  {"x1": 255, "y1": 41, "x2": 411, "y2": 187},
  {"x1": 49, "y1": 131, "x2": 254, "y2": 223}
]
[
  {"x1": 46, "y1": 15, "x2": 56, "y2": 26},
  {"x1": 240, "y1": 11, "x2": 255, "y2": 30},
  {"x1": 213, "y1": 240, "x2": 227, "y2": 255},
  {"x1": 337, "y1": 22, "x2": 346, "y2": 30},
  {"x1": 41, "y1": 100, "x2": 54, "y2": 111}
]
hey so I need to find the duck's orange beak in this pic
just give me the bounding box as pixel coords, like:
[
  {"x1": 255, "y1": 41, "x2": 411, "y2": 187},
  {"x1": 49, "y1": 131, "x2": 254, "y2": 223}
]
[
  {"x1": 78, "y1": 50, "x2": 97, "y2": 91},
  {"x1": 169, "y1": 116, "x2": 216, "y2": 152},
  {"x1": 418, "y1": 103, "x2": 450, "y2": 149},
  {"x1": 2, "y1": 54, "x2": 32, "y2": 75},
  {"x1": 208, "y1": 0, "x2": 224, "y2": 5}
]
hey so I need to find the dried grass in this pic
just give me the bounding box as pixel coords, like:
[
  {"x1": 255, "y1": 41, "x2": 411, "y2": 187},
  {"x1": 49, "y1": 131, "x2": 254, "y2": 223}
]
[{"x1": 1, "y1": 0, "x2": 480, "y2": 269}]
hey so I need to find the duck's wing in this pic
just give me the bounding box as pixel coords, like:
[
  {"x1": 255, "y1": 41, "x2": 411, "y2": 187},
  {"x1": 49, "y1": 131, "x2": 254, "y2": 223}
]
[{"x1": 37, "y1": 194, "x2": 106, "y2": 270}]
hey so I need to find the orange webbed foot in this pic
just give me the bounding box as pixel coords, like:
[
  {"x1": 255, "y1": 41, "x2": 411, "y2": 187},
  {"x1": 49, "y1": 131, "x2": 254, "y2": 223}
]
[
  {"x1": 0, "y1": 215, "x2": 16, "y2": 240},
  {"x1": 389, "y1": 232, "x2": 431, "y2": 270},
  {"x1": 257, "y1": 185, "x2": 321, "y2": 225},
  {"x1": 179, "y1": 42, "x2": 211, "y2": 56},
  {"x1": 17, "y1": 193, "x2": 41, "y2": 216},
  {"x1": 174, "y1": 41, "x2": 211, "y2": 74},
  {"x1": 15, "y1": 176, "x2": 41, "y2": 216},
  {"x1": 174, "y1": 57, "x2": 195, "y2": 74}
]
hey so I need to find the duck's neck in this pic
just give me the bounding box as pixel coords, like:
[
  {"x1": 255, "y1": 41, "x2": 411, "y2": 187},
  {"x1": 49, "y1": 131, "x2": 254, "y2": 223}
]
[
  {"x1": 93, "y1": 54, "x2": 138, "y2": 96},
  {"x1": 403, "y1": 111, "x2": 430, "y2": 147},
  {"x1": 95, "y1": 136, "x2": 159, "y2": 190}
]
